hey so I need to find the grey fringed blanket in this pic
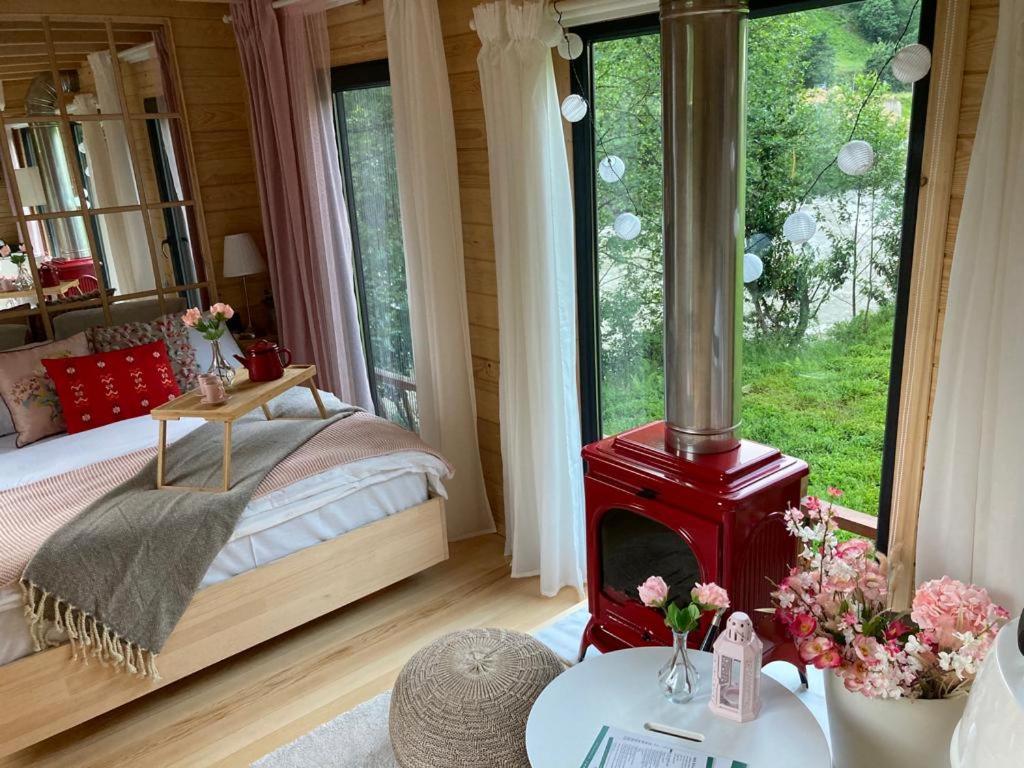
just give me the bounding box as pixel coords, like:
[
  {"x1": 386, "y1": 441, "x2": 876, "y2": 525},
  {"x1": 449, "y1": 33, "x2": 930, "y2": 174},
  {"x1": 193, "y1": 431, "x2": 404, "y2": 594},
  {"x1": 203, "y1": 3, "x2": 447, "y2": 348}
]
[{"x1": 21, "y1": 391, "x2": 357, "y2": 679}]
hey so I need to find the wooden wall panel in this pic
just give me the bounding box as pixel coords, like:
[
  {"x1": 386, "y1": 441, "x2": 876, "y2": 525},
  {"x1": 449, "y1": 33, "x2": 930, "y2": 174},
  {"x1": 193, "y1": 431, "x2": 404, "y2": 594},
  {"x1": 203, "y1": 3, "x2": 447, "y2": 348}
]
[
  {"x1": 326, "y1": 0, "x2": 509, "y2": 533},
  {"x1": 0, "y1": 1, "x2": 269, "y2": 331}
]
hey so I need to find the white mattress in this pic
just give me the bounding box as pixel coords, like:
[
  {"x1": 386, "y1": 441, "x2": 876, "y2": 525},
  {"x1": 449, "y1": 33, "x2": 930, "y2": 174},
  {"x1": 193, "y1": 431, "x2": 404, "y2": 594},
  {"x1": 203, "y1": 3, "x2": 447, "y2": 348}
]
[{"x1": 0, "y1": 391, "x2": 449, "y2": 667}]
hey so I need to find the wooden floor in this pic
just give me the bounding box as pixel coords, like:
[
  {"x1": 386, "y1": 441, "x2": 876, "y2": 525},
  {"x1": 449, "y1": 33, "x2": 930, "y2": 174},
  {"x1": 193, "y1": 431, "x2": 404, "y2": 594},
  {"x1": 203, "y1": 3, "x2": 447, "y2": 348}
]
[{"x1": 1, "y1": 535, "x2": 582, "y2": 768}]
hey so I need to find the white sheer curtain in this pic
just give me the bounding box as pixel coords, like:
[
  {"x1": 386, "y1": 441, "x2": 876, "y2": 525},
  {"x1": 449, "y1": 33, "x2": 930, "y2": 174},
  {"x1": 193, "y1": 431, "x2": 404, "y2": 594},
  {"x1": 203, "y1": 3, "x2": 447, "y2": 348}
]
[
  {"x1": 474, "y1": 0, "x2": 585, "y2": 597},
  {"x1": 916, "y1": 0, "x2": 1024, "y2": 615},
  {"x1": 382, "y1": 0, "x2": 495, "y2": 540}
]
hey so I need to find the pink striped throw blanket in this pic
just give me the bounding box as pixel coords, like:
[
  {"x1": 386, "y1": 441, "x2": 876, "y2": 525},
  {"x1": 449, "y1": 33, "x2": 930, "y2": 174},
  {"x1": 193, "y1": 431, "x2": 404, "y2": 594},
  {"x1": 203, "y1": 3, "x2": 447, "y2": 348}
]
[{"x1": 0, "y1": 412, "x2": 450, "y2": 588}]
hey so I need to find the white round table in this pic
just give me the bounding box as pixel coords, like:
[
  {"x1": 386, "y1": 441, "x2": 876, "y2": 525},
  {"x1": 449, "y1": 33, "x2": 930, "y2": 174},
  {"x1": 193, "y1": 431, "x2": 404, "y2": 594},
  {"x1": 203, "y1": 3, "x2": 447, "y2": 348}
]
[{"x1": 526, "y1": 647, "x2": 831, "y2": 768}]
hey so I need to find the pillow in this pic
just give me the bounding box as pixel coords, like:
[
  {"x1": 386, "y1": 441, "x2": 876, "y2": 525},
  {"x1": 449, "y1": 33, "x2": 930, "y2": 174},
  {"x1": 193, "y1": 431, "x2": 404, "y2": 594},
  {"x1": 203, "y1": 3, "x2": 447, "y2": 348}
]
[
  {"x1": 0, "y1": 333, "x2": 90, "y2": 447},
  {"x1": 0, "y1": 340, "x2": 44, "y2": 438},
  {"x1": 42, "y1": 341, "x2": 181, "y2": 435},
  {"x1": 88, "y1": 313, "x2": 198, "y2": 393}
]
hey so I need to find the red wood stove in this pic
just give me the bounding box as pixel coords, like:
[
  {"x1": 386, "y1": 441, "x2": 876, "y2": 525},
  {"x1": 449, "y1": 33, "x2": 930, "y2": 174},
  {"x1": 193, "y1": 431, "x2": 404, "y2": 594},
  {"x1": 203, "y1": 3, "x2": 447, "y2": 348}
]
[{"x1": 579, "y1": 420, "x2": 807, "y2": 666}]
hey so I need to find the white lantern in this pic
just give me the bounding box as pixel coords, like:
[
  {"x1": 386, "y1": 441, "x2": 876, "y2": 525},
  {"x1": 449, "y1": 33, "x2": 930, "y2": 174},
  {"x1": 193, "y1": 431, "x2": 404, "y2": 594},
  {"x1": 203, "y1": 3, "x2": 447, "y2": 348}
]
[
  {"x1": 598, "y1": 155, "x2": 625, "y2": 183},
  {"x1": 783, "y1": 210, "x2": 816, "y2": 245},
  {"x1": 837, "y1": 140, "x2": 875, "y2": 177},
  {"x1": 557, "y1": 32, "x2": 583, "y2": 61},
  {"x1": 613, "y1": 212, "x2": 641, "y2": 241},
  {"x1": 709, "y1": 612, "x2": 762, "y2": 723},
  {"x1": 892, "y1": 43, "x2": 932, "y2": 85},
  {"x1": 540, "y1": 16, "x2": 563, "y2": 47},
  {"x1": 743, "y1": 252, "x2": 763, "y2": 283},
  {"x1": 560, "y1": 94, "x2": 588, "y2": 123}
]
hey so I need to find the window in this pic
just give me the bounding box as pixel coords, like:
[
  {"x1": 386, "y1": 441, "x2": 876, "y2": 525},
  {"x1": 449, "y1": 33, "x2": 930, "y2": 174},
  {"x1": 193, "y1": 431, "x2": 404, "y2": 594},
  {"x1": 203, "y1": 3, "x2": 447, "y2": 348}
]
[
  {"x1": 573, "y1": 0, "x2": 934, "y2": 528},
  {"x1": 332, "y1": 61, "x2": 418, "y2": 432}
]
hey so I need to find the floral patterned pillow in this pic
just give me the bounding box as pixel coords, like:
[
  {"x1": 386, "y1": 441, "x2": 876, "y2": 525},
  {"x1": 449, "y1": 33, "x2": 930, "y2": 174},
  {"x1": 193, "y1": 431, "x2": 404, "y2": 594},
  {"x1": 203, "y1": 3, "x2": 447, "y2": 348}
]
[
  {"x1": 87, "y1": 313, "x2": 198, "y2": 393},
  {"x1": 0, "y1": 332, "x2": 90, "y2": 447}
]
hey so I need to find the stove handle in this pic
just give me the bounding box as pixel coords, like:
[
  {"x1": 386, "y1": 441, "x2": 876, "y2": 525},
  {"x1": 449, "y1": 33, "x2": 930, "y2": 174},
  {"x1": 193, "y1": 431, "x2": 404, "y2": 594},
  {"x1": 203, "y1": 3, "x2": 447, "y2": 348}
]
[{"x1": 635, "y1": 487, "x2": 659, "y2": 500}]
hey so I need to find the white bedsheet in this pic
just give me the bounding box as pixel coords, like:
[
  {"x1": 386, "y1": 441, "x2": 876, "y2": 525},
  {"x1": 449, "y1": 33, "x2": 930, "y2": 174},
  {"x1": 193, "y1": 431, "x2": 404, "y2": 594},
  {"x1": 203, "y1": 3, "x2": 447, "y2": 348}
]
[{"x1": 0, "y1": 392, "x2": 449, "y2": 667}]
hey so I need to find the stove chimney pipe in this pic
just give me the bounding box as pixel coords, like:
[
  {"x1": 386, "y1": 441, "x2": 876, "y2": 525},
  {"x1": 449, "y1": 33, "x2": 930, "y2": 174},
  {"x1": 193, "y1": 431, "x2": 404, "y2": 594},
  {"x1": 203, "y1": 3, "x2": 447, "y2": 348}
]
[{"x1": 662, "y1": 0, "x2": 748, "y2": 454}]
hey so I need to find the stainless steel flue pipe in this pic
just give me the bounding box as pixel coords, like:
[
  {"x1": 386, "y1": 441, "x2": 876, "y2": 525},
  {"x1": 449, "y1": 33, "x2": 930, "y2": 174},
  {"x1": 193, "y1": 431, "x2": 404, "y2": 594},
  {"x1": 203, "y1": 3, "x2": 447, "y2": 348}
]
[{"x1": 661, "y1": 0, "x2": 747, "y2": 454}]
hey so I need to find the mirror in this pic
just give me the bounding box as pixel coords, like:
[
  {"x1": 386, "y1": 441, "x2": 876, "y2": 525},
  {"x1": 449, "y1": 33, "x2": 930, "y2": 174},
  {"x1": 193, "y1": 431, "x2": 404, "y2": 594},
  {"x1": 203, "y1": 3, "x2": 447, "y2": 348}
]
[{"x1": 0, "y1": 16, "x2": 209, "y2": 337}]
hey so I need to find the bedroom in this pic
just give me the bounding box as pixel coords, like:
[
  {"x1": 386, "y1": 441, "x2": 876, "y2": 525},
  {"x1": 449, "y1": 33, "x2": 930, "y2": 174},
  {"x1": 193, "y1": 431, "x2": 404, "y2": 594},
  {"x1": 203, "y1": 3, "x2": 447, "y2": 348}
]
[{"x1": 0, "y1": 0, "x2": 1019, "y2": 766}]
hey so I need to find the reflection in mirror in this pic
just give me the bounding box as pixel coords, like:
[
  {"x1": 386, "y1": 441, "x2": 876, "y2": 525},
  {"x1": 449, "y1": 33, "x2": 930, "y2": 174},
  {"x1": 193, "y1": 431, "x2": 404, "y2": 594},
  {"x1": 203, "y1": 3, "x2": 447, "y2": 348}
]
[
  {"x1": 136, "y1": 118, "x2": 192, "y2": 203},
  {"x1": 0, "y1": 21, "x2": 54, "y2": 119},
  {"x1": 69, "y1": 119, "x2": 140, "y2": 208},
  {"x1": 6, "y1": 121, "x2": 82, "y2": 214},
  {"x1": 113, "y1": 23, "x2": 178, "y2": 114},
  {"x1": 0, "y1": 238, "x2": 38, "y2": 312},
  {"x1": 26, "y1": 214, "x2": 104, "y2": 307},
  {"x1": 94, "y1": 210, "x2": 155, "y2": 295},
  {"x1": 48, "y1": 21, "x2": 121, "y2": 115},
  {"x1": 150, "y1": 206, "x2": 205, "y2": 299}
]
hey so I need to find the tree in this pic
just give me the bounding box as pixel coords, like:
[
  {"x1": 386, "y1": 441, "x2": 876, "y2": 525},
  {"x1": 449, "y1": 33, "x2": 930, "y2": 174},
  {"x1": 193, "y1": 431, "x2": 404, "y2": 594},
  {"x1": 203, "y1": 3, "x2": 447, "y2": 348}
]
[{"x1": 857, "y1": 0, "x2": 902, "y2": 43}]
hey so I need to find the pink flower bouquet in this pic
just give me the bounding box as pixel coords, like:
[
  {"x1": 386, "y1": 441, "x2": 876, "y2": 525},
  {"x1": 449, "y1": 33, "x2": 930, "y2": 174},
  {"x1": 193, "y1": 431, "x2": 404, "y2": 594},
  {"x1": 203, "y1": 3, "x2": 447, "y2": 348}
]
[
  {"x1": 772, "y1": 489, "x2": 1008, "y2": 699},
  {"x1": 639, "y1": 575, "x2": 730, "y2": 634},
  {"x1": 181, "y1": 303, "x2": 234, "y2": 341}
]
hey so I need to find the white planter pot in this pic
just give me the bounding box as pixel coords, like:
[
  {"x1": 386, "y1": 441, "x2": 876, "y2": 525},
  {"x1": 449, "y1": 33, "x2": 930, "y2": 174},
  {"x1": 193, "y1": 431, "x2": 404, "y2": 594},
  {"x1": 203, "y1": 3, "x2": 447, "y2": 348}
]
[{"x1": 824, "y1": 671, "x2": 967, "y2": 768}]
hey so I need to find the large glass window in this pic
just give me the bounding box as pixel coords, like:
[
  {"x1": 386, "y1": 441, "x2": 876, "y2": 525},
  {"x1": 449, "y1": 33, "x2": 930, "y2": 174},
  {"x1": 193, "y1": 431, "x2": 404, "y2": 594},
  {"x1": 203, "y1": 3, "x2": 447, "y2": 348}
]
[
  {"x1": 332, "y1": 61, "x2": 418, "y2": 432},
  {"x1": 574, "y1": 0, "x2": 932, "y2": 521}
]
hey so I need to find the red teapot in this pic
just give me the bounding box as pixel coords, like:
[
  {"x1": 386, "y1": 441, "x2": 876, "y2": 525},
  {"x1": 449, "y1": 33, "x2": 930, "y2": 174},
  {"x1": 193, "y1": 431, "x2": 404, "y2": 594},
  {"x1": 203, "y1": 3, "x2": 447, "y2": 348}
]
[{"x1": 234, "y1": 339, "x2": 292, "y2": 382}]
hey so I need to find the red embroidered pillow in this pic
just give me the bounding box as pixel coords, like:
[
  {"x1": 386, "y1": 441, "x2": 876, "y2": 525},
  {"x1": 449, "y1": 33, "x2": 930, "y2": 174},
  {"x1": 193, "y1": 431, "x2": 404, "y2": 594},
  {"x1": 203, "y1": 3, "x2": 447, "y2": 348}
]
[{"x1": 42, "y1": 341, "x2": 181, "y2": 434}]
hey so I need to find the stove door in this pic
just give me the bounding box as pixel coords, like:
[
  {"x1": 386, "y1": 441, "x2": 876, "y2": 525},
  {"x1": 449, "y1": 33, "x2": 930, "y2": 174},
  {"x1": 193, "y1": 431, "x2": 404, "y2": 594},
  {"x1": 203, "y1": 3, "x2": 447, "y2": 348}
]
[{"x1": 584, "y1": 475, "x2": 721, "y2": 645}]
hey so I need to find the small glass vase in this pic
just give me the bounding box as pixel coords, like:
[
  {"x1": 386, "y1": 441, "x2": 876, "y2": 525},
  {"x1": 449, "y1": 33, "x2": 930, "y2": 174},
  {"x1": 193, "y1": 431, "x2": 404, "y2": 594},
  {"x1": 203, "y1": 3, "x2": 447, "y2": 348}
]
[
  {"x1": 13, "y1": 261, "x2": 32, "y2": 290},
  {"x1": 658, "y1": 630, "x2": 700, "y2": 704},
  {"x1": 207, "y1": 338, "x2": 235, "y2": 387}
]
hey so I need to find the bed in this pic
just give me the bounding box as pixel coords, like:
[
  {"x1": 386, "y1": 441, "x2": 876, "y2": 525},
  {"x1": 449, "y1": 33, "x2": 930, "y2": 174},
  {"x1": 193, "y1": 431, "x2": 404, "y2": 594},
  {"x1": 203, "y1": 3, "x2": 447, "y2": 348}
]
[{"x1": 0, "y1": 310, "x2": 450, "y2": 757}]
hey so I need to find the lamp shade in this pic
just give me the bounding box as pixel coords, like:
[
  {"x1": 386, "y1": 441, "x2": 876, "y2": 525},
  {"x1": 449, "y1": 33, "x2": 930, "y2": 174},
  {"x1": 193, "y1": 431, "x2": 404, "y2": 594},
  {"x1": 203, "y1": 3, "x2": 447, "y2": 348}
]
[
  {"x1": 14, "y1": 166, "x2": 47, "y2": 208},
  {"x1": 222, "y1": 233, "x2": 265, "y2": 278}
]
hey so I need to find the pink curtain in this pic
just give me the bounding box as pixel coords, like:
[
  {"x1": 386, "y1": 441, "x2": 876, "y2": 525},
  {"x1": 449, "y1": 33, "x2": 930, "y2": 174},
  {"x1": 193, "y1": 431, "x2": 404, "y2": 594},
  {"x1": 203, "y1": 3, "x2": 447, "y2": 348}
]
[{"x1": 232, "y1": 0, "x2": 373, "y2": 408}]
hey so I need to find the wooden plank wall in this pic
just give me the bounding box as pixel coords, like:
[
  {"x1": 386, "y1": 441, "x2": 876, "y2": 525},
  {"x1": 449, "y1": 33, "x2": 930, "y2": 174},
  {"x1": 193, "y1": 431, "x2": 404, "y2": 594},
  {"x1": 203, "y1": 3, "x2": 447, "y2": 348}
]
[
  {"x1": 326, "y1": 0, "x2": 508, "y2": 533},
  {"x1": 0, "y1": 1, "x2": 268, "y2": 331},
  {"x1": 929, "y1": 0, "x2": 997, "y2": 411}
]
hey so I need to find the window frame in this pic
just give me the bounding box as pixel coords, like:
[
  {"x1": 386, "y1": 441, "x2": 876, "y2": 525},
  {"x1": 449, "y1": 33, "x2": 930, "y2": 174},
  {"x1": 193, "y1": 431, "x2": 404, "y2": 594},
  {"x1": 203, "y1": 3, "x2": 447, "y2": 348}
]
[{"x1": 570, "y1": 0, "x2": 937, "y2": 548}]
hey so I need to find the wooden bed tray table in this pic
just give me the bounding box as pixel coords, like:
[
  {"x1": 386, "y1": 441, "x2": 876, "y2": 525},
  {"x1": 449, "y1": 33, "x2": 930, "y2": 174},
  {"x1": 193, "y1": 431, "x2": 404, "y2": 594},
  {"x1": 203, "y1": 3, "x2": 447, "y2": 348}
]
[{"x1": 151, "y1": 364, "x2": 328, "y2": 492}]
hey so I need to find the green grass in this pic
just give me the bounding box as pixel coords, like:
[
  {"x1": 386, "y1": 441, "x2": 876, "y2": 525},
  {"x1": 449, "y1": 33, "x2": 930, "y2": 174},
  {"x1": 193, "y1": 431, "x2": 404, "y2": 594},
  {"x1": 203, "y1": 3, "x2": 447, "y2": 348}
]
[
  {"x1": 742, "y1": 308, "x2": 894, "y2": 515},
  {"x1": 600, "y1": 308, "x2": 895, "y2": 516},
  {"x1": 799, "y1": 6, "x2": 874, "y2": 76}
]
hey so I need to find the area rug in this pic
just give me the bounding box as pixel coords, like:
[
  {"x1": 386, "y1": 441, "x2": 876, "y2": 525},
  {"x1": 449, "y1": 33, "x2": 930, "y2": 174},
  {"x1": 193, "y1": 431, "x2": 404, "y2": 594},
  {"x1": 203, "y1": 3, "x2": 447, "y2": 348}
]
[{"x1": 252, "y1": 605, "x2": 827, "y2": 766}]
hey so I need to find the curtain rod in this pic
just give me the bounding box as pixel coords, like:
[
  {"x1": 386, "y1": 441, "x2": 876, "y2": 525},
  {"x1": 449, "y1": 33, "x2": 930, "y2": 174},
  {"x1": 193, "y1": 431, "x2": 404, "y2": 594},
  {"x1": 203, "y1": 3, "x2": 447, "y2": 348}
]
[{"x1": 223, "y1": 0, "x2": 361, "y2": 24}]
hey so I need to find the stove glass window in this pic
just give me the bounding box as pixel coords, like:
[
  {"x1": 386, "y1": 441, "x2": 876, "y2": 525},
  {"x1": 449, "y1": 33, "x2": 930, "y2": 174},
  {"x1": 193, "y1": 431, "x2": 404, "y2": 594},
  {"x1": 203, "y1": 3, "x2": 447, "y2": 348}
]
[{"x1": 600, "y1": 508, "x2": 701, "y2": 608}]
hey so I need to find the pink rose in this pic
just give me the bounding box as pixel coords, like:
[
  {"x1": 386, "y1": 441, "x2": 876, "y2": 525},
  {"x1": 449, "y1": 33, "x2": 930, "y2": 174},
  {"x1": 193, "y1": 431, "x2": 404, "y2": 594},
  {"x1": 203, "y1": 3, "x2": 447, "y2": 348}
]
[
  {"x1": 181, "y1": 307, "x2": 202, "y2": 328},
  {"x1": 638, "y1": 576, "x2": 669, "y2": 608},
  {"x1": 827, "y1": 486, "x2": 844, "y2": 498},
  {"x1": 813, "y1": 647, "x2": 843, "y2": 669},
  {"x1": 804, "y1": 497, "x2": 821, "y2": 512},
  {"x1": 209, "y1": 302, "x2": 234, "y2": 320},
  {"x1": 0, "y1": 244, "x2": 10, "y2": 257},
  {"x1": 789, "y1": 612, "x2": 817, "y2": 639},
  {"x1": 835, "y1": 539, "x2": 871, "y2": 561},
  {"x1": 691, "y1": 582, "x2": 730, "y2": 611}
]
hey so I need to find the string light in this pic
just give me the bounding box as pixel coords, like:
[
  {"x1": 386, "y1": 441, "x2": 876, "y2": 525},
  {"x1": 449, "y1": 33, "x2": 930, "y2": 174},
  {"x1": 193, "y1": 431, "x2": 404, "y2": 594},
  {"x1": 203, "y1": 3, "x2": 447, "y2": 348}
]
[
  {"x1": 560, "y1": 94, "x2": 588, "y2": 123},
  {"x1": 891, "y1": 43, "x2": 931, "y2": 84},
  {"x1": 598, "y1": 155, "x2": 626, "y2": 183},
  {"x1": 837, "y1": 140, "x2": 875, "y2": 177}
]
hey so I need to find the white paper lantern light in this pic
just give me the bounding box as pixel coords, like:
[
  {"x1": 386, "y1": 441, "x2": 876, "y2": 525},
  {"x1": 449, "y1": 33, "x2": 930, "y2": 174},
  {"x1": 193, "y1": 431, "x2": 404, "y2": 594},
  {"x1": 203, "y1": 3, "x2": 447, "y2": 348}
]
[
  {"x1": 783, "y1": 211, "x2": 817, "y2": 246},
  {"x1": 540, "y1": 17, "x2": 563, "y2": 47},
  {"x1": 614, "y1": 212, "x2": 641, "y2": 241},
  {"x1": 837, "y1": 140, "x2": 875, "y2": 177},
  {"x1": 743, "y1": 252, "x2": 764, "y2": 283},
  {"x1": 598, "y1": 155, "x2": 625, "y2": 183},
  {"x1": 892, "y1": 43, "x2": 932, "y2": 85},
  {"x1": 560, "y1": 94, "x2": 588, "y2": 123},
  {"x1": 557, "y1": 32, "x2": 584, "y2": 61}
]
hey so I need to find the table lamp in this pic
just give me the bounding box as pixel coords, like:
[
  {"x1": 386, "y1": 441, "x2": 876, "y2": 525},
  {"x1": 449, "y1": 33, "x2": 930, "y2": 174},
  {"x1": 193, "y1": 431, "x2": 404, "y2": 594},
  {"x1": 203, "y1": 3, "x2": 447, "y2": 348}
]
[{"x1": 222, "y1": 232, "x2": 265, "y2": 339}]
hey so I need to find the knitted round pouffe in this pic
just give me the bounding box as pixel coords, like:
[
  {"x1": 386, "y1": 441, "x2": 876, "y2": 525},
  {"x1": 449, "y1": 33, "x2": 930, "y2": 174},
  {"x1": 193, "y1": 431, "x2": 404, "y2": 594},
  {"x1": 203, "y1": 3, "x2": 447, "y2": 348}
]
[{"x1": 389, "y1": 628, "x2": 564, "y2": 768}]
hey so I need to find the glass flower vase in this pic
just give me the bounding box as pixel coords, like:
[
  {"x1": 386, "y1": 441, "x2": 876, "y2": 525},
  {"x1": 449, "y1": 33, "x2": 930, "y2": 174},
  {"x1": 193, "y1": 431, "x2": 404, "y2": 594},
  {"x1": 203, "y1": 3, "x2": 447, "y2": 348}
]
[
  {"x1": 658, "y1": 630, "x2": 699, "y2": 704},
  {"x1": 207, "y1": 338, "x2": 235, "y2": 387}
]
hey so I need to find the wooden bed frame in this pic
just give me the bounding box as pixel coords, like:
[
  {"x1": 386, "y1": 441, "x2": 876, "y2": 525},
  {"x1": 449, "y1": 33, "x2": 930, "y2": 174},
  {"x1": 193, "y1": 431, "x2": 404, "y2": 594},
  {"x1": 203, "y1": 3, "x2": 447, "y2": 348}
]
[{"x1": 0, "y1": 495, "x2": 448, "y2": 758}]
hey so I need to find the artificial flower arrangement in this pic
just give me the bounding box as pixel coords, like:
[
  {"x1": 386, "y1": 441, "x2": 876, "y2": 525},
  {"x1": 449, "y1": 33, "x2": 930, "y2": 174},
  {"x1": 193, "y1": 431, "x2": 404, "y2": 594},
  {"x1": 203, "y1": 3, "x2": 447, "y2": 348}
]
[
  {"x1": 772, "y1": 488, "x2": 1009, "y2": 700},
  {"x1": 181, "y1": 302, "x2": 235, "y2": 340},
  {"x1": 639, "y1": 576, "x2": 731, "y2": 633}
]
